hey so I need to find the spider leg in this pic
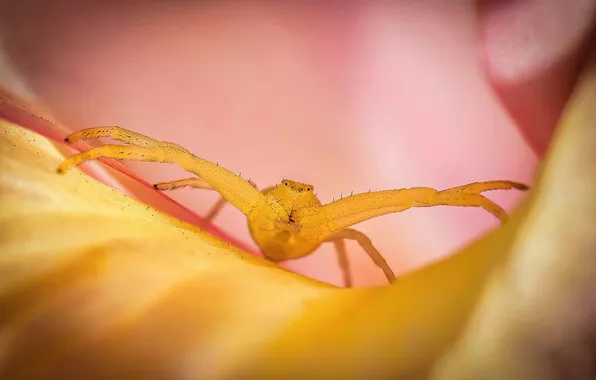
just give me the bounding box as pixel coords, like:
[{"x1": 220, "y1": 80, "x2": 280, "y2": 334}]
[
  {"x1": 58, "y1": 127, "x2": 264, "y2": 216},
  {"x1": 66, "y1": 126, "x2": 165, "y2": 147},
  {"x1": 153, "y1": 177, "x2": 262, "y2": 221},
  {"x1": 321, "y1": 180, "x2": 529, "y2": 236},
  {"x1": 327, "y1": 236, "x2": 352, "y2": 288},
  {"x1": 325, "y1": 228, "x2": 396, "y2": 286},
  {"x1": 153, "y1": 177, "x2": 227, "y2": 222},
  {"x1": 154, "y1": 177, "x2": 213, "y2": 191},
  {"x1": 438, "y1": 180, "x2": 529, "y2": 220}
]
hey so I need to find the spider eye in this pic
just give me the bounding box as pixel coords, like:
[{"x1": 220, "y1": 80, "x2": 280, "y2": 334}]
[
  {"x1": 284, "y1": 182, "x2": 288, "y2": 186},
  {"x1": 306, "y1": 187, "x2": 311, "y2": 191},
  {"x1": 299, "y1": 188, "x2": 303, "y2": 192}
]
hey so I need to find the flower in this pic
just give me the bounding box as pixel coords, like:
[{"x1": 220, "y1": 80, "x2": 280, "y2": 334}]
[{"x1": 0, "y1": 45, "x2": 595, "y2": 378}]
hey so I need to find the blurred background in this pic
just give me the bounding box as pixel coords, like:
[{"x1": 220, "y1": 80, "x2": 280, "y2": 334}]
[{"x1": 0, "y1": 0, "x2": 536, "y2": 287}]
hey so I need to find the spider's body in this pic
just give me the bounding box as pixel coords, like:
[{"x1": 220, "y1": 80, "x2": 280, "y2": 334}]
[
  {"x1": 248, "y1": 180, "x2": 326, "y2": 262},
  {"x1": 57, "y1": 126, "x2": 529, "y2": 287}
]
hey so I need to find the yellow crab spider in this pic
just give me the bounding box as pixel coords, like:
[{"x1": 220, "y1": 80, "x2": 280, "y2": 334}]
[{"x1": 57, "y1": 126, "x2": 528, "y2": 287}]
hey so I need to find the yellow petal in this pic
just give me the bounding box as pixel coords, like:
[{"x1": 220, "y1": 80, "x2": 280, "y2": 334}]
[{"x1": 430, "y1": 47, "x2": 596, "y2": 379}]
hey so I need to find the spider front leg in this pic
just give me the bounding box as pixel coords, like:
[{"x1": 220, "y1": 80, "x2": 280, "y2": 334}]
[
  {"x1": 325, "y1": 228, "x2": 397, "y2": 287},
  {"x1": 320, "y1": 180, "x2": 529, "y2": 236},
  {"x1": 58, "y1": 126, "x2": 265, "y2": 217}
]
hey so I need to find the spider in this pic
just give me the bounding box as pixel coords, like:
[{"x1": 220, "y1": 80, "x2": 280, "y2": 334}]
[{"x1": 57, "y1": 126, "x2": 529, "y2": 287}]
